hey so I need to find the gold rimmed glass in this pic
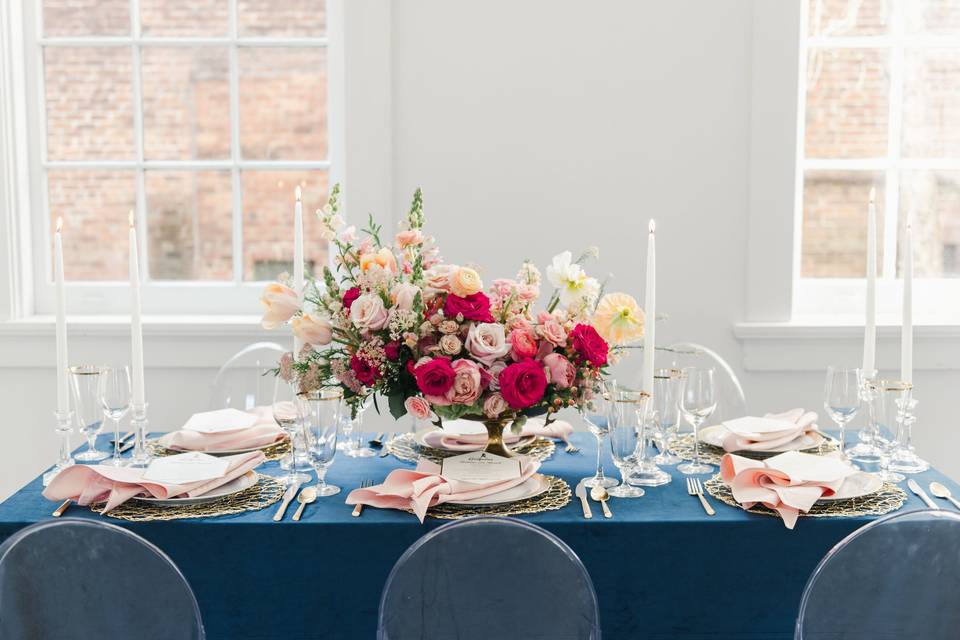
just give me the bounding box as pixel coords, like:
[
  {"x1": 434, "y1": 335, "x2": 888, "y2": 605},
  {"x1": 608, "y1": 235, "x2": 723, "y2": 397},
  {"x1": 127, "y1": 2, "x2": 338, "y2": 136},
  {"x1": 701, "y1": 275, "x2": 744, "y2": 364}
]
[
  {"x1": 71, "y1": 365, "x2": 108, "y2": 462},
  {"x1": 607, "y1": 388, "x2": 650, "y2": 498},
  {"x1": 304, "y1": 388, "x2": 343, "y2": 497},
  {"x1": 651, "y1": 368, "x2": 684, "y2": 466},
  {"x1": 870, "y1": 380, "x2": 913, "y2": 482}
]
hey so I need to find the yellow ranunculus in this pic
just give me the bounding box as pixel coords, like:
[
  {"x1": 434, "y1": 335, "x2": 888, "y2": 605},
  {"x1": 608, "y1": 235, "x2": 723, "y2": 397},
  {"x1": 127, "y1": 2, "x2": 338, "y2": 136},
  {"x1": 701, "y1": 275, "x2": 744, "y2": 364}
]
[
  {"x1": 592, "y1": 292, "x2": 645, "y2": 345},
  {"x1": 450, "y1": 267, "x2": 483, "y2": 297}
]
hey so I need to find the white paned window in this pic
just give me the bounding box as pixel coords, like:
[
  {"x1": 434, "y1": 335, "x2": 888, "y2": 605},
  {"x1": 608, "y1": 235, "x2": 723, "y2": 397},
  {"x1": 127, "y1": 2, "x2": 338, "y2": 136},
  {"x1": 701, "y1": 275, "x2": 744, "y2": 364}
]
[
  {"x1": 22, "y1": 0, "x2": 334, "y2": 314},
  {"x1": 795, "y1": 0, "x2": 960, "y2": 320}
]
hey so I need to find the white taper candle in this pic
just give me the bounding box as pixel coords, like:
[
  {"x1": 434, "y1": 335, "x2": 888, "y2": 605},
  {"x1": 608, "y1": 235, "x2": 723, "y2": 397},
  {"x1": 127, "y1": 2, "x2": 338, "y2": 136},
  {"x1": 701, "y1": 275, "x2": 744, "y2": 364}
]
[
  {"x1": 54, "y1": 217, "x2": 69, "y2": 414},
  {"x1": 293, "y1": 186, "x2": 304, "y2": 357},
  {"x1": 129, "y1": 212, "x2": 146, "y2": 406},
  {"x1": 642, "y1": 219, "x2": 656, "y2": 395},
  {"x1": 901, "y1": 215, "x2": 913, "y2": 384},
  {"x1": 863, "y1": 187, "x2": 877, "y2": 373}
]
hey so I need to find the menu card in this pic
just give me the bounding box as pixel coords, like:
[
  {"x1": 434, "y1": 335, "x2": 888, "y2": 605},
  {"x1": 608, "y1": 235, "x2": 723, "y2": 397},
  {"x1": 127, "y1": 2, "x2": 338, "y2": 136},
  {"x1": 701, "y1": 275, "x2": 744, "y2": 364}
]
[
  {"x1": 143, "y1": 452, "x2": 230, "y2": 484},
  {"x1": 441, "y1": 451, "x2": 523, "y2": 484}
]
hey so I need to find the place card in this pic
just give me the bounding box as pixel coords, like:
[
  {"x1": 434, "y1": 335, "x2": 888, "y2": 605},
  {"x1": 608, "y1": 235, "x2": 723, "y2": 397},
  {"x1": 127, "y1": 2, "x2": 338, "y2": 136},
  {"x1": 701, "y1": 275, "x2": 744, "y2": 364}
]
[
  {"x1": 143, "y1": 452, "x2": 230, "y2": 485},
  {"x1": 441, "y1": 451, "x2": 523, "y2": 484},
  {"x1": 182, "y1": 408, "x2": 258, "y2": 434}
]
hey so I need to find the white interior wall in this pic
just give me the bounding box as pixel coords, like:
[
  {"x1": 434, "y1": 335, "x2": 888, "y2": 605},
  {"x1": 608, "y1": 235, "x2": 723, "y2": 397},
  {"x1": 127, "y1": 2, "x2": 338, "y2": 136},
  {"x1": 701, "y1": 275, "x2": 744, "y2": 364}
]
[{"x1": 2, "y1": 0, "x2": 957, "y2": 501}]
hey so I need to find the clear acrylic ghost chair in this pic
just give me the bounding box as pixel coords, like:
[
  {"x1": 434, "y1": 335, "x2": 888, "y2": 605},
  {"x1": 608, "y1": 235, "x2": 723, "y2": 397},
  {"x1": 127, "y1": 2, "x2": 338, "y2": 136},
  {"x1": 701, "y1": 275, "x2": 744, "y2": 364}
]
[
  {"x1": 0, "y1": 519, "x2": 205, "y2": 639},
  {"x1": 210, "y1": 341, "x2": 286, "y2": 410},
  {"x1": 378, "y1": 516, "x2": 601, "y2": 640},
  {"x1": 666, "y1": 342, "x2": 747, "y2": 425},
  {"x1": 795, "y1": 509, "x2": 960, "y2": 640}
]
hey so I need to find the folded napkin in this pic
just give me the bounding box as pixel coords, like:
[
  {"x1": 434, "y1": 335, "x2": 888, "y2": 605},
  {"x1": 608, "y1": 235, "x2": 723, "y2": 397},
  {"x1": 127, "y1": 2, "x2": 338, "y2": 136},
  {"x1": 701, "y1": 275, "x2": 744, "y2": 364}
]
[
  {"x1": 42, "y1": 451, "x2": 265, "y2": 513},
  {"x1": 720, "y1": 451, "x2": 856, "y2": 529},
  {"x1": 345, "y1": 457, "x2": 541, "y2": 523},
  {"x1": 422, "y1": 419, "x2": 573, "y2": 451},
  {"x1": 159, "y1": 406, "x2": 285, "y2": 452},
  {"x1": 720, "y1": 408, "x2": 819, "y2": 452}
]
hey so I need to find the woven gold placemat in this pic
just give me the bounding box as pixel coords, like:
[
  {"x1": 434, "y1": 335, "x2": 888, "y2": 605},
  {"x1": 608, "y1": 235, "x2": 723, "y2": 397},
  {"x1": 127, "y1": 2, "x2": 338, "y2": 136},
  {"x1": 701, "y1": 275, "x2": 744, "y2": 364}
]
[
  {"x1": 90, "y1": 473, "x2": 285, "y2": 522},
  {"x1": 704, "y1": 474, "x2": 907, "y2": 518},
  {"x1": 146, "y1": 436, "x2": 292, "y2": 462},
  {"x1": 668, "y1": 433, "x2": 841, "y2": 466},
  {"x1": 386, "y1": 432, "x2": 556, "y2": 464},
  {"x1": 414, "y1": 475, "x2": 571, "y2": 520}
]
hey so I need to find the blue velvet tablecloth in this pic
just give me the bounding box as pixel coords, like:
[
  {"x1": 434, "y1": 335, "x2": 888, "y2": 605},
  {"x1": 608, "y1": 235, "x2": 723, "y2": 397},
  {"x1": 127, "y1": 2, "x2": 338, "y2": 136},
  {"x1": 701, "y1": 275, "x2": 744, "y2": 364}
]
[{"x1": 1, "y1": 432, "x2": 957, "y2": 640}]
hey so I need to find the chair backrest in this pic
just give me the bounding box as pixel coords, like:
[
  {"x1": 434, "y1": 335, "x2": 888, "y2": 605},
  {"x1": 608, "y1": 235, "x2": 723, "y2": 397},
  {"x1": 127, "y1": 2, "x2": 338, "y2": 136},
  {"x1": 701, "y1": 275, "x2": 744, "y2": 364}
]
[
  {"x1": 795, "y1": 509, "x2": 960, "y2": 640},
  {"x1": 0, "y1": 519, "x2": 204, "y2": 639},
  {"x1": 666, "y1": 342, "x2": 747, "y2": 424},
  {"x1": 210, "y1": 341, "x2": 286, "y2": 410},
  {"x1": 378, "y1": 516, "x2": 600, "y2": 640}
]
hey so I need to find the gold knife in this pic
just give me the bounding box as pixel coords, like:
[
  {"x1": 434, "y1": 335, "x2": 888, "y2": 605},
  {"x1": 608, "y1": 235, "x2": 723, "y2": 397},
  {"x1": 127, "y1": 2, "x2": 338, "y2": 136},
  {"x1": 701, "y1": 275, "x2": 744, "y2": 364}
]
[
  {"x1": 51, "y1": 499, "x2": 71, "y2": 517},
  {"x1": 273, "y1": 482, "x2": 301, "y2": 521},
  {"x1": 575, "y1": 480, "x2": 592, "y2": 519}
]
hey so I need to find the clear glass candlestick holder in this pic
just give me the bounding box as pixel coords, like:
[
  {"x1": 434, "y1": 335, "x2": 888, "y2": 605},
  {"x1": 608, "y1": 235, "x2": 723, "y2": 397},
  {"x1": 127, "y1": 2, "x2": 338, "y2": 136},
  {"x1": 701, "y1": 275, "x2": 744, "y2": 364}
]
[
  {"x1": 127, "y1": 402, "x2": 153, "y2": 468},
  {"x1": 848, "y1": 369, "x2": 883, "y2": 464},
  {"x1": 42, "y1": 409, "x2": 75, "y2": 487}
]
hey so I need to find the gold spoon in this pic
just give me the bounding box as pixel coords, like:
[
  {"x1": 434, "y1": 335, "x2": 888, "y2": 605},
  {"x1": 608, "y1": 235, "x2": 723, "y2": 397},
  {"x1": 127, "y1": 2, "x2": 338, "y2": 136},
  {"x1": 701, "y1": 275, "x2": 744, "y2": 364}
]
[
  {"x1": 590, "y1": 485, "x2": 613, "y2": 518},
  {"x1": 292, "y1": 486, "x2": 318, "y2": 521},
  {"x1": 929, "y1": 482, "x2": 960, "y2": 510}
]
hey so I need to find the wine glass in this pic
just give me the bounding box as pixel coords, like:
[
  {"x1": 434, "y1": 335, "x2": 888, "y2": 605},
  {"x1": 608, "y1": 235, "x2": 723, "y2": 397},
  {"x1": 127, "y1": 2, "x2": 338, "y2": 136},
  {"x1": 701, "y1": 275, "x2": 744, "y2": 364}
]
[
  {"x1": 607, "y1": 388, "x2": 649, "y2": 498},
  {"x1": 347, "y1": 395, "x2": 376, "y2": 458},
  {"x1": 651, "y1": 368, "x2": 684, "y2": 465},
  {"x1": 581, "y1": 379, "x2": 618, "y2": 489},
  {"x1": 304, "y1": 389, "x2": 342, "y2": 496},
  {"x1": 98, "y1": 366, "x2": 131, "y2": 467},
  {"x1": 272, "y1": 377, "x2": 311, "y2": 486},
  {"x1": 71, "y1": 365, "x2": 108, "y2": 462},
  {"x1": 823, "y1": 366, "x2": 860, "y2": 459},
  {"x1": 677, "y1": 367, "x2": 717, "y2": 475}
]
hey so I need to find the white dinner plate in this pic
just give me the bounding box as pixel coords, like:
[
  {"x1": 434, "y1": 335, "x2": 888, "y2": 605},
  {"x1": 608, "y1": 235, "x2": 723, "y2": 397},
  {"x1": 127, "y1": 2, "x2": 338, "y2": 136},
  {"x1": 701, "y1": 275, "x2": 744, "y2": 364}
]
[
  {"x1": 447, "y1": 474, "x2": 551, "y2": 506},
  {"x1": 131, "y1": 470, "x2": 258, "y2": 507},
  {"x1": 817, "y1": 472, "x2": 883, "y2": 503},
  {"x1": 698, "y1": 424, "x2": 825, "y2": 454}
]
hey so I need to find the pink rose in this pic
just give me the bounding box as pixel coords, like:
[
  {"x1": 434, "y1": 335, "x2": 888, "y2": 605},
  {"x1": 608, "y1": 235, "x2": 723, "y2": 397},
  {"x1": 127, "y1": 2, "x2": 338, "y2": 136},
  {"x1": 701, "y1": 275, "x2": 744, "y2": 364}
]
[
  {"x1": 291, "y1": 312, "x2": 333, "y2": 346},
  {"x1": 509, "y1": 327, "x2": 539, "y2": 361},
  {"x1": 543, "y1": 353, "x2": 576, "y2": 389},
  {"x1": 539, "y1": 318, "x2": 568, "y2": 347},
  {"x1": 465, "y1": 323, "x2": 510, "y2": 366},
  {"x1": 391, "y1": 282, "x2": 421, "y2": 311},
  {"x1": 445, "y1": 359, "x2": 483, "y2": 405},
  {"x1": 486, "y1": 362, "x2": 507, "y2": 390},
  {"x1": 396, "y1": 229, "x2": 424, "y2": 249},
  {"x1": 491, "y1": 278, "x2": 517, "y2": 301},
  {"x1": 483, "y1": 392, "x2": 510, "y2": 419},
  {"x1": 404, "y1": 396, "x2": 432, "y2": 420},
  {"x1": 260, "y1": 283, "x2": 300, "y2": 329},
  {"x1": 350, "y1": 293, "x2": 389, "y2": 331}
]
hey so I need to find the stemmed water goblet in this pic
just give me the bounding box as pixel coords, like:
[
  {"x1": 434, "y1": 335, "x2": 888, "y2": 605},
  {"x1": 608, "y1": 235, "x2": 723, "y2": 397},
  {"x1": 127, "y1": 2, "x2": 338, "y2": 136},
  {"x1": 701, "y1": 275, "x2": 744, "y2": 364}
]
[
  {"x1": 71, "y1": 365, "x2": 108, "y2": 462},
  {"x1": 651, "y1": 368, "x2": 684, "y2": 466},
  {"x1": 677, "y1": 367, "x2": 717, "y2": 475},
  {"x1": 347, "y1": 395, "x2": 376, "y2": 458},
  {"x1": 98, "y1": 366, "x2": 131, "y2": 467},
  {"x1": 272, "y1": 377, "x2": 311, "y2": 486},
  {"x1": 304, "y1": 389, "x2": 342, "y2": 496},
  {"x1": 823, "y1": 366, "x2": 861, "y2": 460},
  {"x1": 871, "y1": 380, "x2": 911, "y2": 483},
  {"x1": 581, "y1": 380, "x2": 618, "y2": 489},
  {"x1": 607, "y1": 388, "x2": 649, "y2": 498}
]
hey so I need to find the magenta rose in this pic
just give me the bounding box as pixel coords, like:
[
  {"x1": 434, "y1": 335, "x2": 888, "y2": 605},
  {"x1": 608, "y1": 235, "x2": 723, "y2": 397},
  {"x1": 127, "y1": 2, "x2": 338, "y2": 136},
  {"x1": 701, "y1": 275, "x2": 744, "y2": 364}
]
[
  {"x1": 509, "y1": 327, "x2": 539, "y2": 361},
  {"x1": 350, "y1": 354, "x2": 380, "y2": 387},
  {"x1": 342, "y1": 287, "x2": 361, "y2": 311},
  {"x1": 414, "y1": 357, "x2": 457, "y2": 401},
  {"x1": 443, "y1": 292, "x2": 495, "y2": 323},
  {"x1": 384, "y1": 340, "x2": 401, "y2": 361},
  {"x1": 569, "y1": 323, "x2": 609, "y2": 367},
  {"x1": 498, "y1": 360, "x2": 548, "y2": 409},
  {"x1": 543, "y1": 353, "x2": 576, "y2": 389}
]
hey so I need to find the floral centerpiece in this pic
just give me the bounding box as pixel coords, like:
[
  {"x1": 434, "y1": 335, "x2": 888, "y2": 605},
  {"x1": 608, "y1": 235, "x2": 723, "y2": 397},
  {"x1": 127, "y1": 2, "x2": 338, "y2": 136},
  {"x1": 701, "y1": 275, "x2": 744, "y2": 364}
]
[{"x1": 260, "y1": 187, "x2": 645, "y2": 455}]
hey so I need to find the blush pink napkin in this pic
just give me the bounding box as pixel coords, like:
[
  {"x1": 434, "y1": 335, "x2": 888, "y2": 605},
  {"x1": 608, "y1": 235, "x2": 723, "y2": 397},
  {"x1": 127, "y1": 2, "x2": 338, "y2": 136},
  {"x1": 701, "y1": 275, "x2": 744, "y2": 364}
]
[
  {"x1": 345, "y1": 457, "x2": 541, "y2": 523},
  {"x1": 422, "y1": 420, "x2": 573, "y2": 451},
  {"x1": 159, "y1": 407, "x2": 285, "y2": 452},
  {"x1": 721, "y1": 408, "x2": 819, "y2": 452},
  {"x1": 42, "y1": 451, "x2": 265, "y2": 513},
  {"x1": 720, "y1": 451, "x2": 855, "y2": 529}
]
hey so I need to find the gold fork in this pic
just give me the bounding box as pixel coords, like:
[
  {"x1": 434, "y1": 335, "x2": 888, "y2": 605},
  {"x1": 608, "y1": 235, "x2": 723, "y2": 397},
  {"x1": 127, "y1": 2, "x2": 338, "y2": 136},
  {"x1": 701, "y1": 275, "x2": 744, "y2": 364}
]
[
  {"x1": 352, "y1": 479, "x2": 372, "y2": 517},
  {"x1": 687, "y1": 477, "x2": 715, "y2": 516}
]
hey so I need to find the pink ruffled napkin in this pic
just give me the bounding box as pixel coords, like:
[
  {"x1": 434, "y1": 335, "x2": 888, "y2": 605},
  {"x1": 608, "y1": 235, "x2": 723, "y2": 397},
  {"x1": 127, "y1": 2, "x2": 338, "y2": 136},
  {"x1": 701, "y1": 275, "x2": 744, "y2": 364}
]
[
  {"x1": 42, "y1": 451, "x2": 265, "y2": 513},
  {"x1": 159, "y1": 407, "x2": 285, "y2": 452},
  {"x1": 721, "y1": 409, "x2": 819, "y2": 452},
  {"x1": 345, "y1": 457, "x2": 541, "y2": 522},
  {"x1": 720, "y1": 451, "x2": 856, "y2": 529},
  {"x1": 422, "y1": 420, "x2": 573, "y2": 451}
]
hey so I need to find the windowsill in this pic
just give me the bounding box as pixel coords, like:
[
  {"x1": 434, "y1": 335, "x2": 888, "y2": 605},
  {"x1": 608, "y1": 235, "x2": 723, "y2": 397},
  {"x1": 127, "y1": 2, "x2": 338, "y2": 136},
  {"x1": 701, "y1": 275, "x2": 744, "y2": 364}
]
[
  {"x1": 0, "y1": 314, "x2": 268, "y2": 337},
  {"x1": 734, "y1": 319, "x2": 960, "y2": 372}
]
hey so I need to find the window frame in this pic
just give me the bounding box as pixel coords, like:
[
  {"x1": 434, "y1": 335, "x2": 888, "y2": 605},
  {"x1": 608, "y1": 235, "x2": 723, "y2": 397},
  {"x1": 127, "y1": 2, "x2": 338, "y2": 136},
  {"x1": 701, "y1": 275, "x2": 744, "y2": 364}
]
[
  {"x1": 793, "y1": 1, "x2": 960, "y2": 321},
  {"x1": 16, "y1": 0, "x2": 341, "y2": 316}
]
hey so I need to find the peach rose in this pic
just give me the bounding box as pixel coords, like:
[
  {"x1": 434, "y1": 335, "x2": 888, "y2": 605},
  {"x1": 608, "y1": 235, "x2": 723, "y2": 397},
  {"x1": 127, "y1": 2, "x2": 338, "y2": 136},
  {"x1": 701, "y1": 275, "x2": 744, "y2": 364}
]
[
  {"x1": 543, "y1": 353, "x2": 576, "y2": 389},
  {"x1": 405, "y1": 396, "x2": 432, "y2": 420},
  {"x1": 439, "y1": 334, "x2": 463, "y2": 356},
  {"x1": 465, "y1": 323, "x2": 510, "y2": 366},
  {"x1": 359, "y1": 247, "x2": 398, "y2": 274},
  {"x1": 391, "y1": 282, "x2": 421, "y2": 311},
  {"x1": 539, "y1": 317, "x2": 568, "y2": 347},
  {"x1": 450, "y1": 267, "x2": 483, "y2": 298},
  {"x1": 396, "y1": 229, "x2": 424, "y2": 249},
  {"x1": 260, "y1": 283, "x2": 300, "y2": 329},
  {"x1": 423, "y1": 264, "x2": 458, "y2": 296},
  {"x1": 350, "y1": 293, "x2": 389, "y2": 331},
  {"x1": 509, "y1": 327, "x2": 539, "y2": 360},
  {"x1": 483, "y1": 392, "x2": 510, "y2": 419},
  {"x1": 446, "y1": 359, "x2": 483, "y2": 405},
  {"x1": 486, "y1": 362, "x2": 507, "y2": 390},
  {"x1": 291, "y1": 312, "x2": 333, "y2": 346}
]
